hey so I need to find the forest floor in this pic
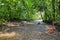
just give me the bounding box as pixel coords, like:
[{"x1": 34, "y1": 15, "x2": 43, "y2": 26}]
[{"x1": 0, "y1": 20, "x2": 60, "y2": 40}]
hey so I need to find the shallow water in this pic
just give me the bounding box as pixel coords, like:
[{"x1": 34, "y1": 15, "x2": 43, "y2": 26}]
[{"x1": 0, "y1": 21, "x2": 60, "y2": 40}]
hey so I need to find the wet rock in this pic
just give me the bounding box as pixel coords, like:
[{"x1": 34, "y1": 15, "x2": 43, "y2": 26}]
[{"x1": 37, "y1": 22, "x2": 40, "y2": 25}]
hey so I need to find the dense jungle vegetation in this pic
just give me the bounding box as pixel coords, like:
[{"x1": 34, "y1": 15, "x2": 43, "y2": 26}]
[{"x1": 0, "y1": 0, "x2": 60, "y2": 23}]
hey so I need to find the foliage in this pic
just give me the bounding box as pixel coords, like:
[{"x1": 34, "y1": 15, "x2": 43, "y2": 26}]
[
  {"x1": 42, "y1": 0, "x2": 60, "y2": 23},
  {"x1": 0, "y1": 0, "x2": 38, "y2": 22},
  {"x1": 0, "y1": 0, "x2": 60, "y2": 23}
]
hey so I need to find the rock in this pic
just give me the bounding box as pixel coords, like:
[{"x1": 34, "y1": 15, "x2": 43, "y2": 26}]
[{"x1": 37, "y1": 22, "x2": 40, "y2": 25}]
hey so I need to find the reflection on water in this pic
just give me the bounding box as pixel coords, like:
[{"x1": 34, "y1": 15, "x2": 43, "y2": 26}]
[{"x1": 0, "y1": 21, "x2": 60, "y2": 40}]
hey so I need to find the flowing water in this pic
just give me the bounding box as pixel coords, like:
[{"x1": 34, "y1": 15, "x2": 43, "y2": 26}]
[{"x1": 0, "y1": 20, "x2": 60, "y2": 40}]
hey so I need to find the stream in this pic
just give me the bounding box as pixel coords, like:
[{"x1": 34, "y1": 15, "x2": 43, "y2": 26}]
[{"x1": 0, "y1": 20, "x2": 60, "y2": 40}]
